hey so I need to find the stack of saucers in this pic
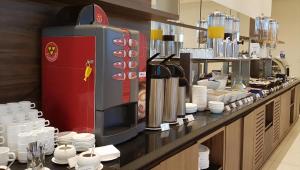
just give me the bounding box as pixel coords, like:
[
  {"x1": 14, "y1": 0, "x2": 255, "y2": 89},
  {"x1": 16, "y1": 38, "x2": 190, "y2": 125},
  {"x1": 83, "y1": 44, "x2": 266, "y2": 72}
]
[
  {"x1": 72, "y1": 133, "x2": 95, "y2": 152},
  {"x1": 199, "y1": 144, "x2": 210, "y2": 169},
  {"x1": 56, "y1": 131, "x2": 78, "y2": 145},
  {"x1": 185, "y1": 103, "x2": 198, "y2": 114}
]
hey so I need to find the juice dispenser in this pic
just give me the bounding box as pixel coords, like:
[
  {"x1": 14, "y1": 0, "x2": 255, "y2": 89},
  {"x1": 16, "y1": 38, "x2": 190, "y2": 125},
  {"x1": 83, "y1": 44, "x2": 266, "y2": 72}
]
[
  {"x1": 175, "y1": 23, "x2": 184, "y2": 57},
  {"x1": 224, "y1": 15, "x2": 233, "y2": 40},
  {"x1": 224, "y1": 15, "x2": 233, "y2": 58},
  {"x1": 232, "y1": 17, "x2": 240, "y2": 58},
  {"x1": 207, "y1": 11, "x2": 225, "y2": 57},
  {"x1": 196, "y1": 20, "x2": 208, "y2": 48},
  {"x1": 161, "y1": 24, "x2": 176, "y2": 57},
  {"x1": 150, "y1": 21, "x2": 163, "y2": 57},
  {"x1": 268, "y1": 19, "x2": 279, "y2": 49},
  {"x1": 255, "y1": 15, "x2": 270, "y2": 47}
]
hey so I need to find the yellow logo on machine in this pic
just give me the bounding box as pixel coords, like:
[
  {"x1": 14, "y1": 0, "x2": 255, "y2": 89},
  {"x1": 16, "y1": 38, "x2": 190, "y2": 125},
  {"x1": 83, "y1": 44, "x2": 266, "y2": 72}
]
[{"x1": 45, "y1": 42, "x2": 58, "y2": 62}]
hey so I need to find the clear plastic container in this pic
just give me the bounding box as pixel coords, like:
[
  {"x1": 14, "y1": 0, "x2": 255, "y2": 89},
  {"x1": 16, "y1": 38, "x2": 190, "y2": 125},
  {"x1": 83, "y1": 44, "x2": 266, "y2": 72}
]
[
  {"x1": 196, "y1": 20, "x2": 208, "y2": 47},
  {"x1": 255, "y1": 15, "x2": 270, "y2": 45},
  {"x1": 232, "y1": 18, "x2": 240, "y2": 41},
  {"x1": 268, "y1": 19, "x2": 278, "y2": 48},
  {"x1": 151, "y1": 21, "x2": 163, "y2": 41},
  {"x1": 224, "y1": 15, "x2": 233, "y2": 40},
  {"x1": 208, "y1": 11, "x2": 225, "y2": 39}
]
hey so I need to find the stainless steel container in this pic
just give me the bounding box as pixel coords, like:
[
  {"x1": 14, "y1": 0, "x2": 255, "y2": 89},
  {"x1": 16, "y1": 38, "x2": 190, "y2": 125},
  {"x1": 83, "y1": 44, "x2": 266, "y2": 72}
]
[
  {"x1": 177, "y1": 86, "x2": 186, "y2": 117},
  {"x1": 177, "y1": 78, "x2": 188, "y2": 117},
  {"x1": 148, "y1": 79, "x2": 165, "y2": 128},
  {"x1": 146, "y1": 53, "x2": 172, "y2": 129},
  {"x1": 163, "y1": 77, "x2": 179, "y2": 123}
]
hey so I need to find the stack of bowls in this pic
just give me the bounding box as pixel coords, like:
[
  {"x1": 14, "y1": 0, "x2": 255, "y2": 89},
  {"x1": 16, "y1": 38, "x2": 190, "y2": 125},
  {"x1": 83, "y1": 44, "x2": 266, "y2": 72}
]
[
  {"x1": 185, "y1": 103, "x2": 198, "y2": 114},
  {"x1": 208, "y1": 101, "x2": 224, "y2": 114},
  {"x1": 72, "y1": 133, "x2": 95, "y2": 152},
  {"x1": 199, "y1": 144, "x2": 210, "y2": 169}
]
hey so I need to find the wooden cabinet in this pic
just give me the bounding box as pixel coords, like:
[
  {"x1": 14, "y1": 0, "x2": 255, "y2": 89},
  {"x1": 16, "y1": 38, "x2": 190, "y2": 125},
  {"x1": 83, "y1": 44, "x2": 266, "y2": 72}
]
[
  {"x1": 280, "y1": 91, "x2": 291, "y2": 139},
  {"x1": 242, "y1": 105, "x2": 265, "y2": 170},
  {"x1": 273, "y1": 97, "x2": 281, "y2": 147},
  {"x1": 225, "y1": 119, "x2": 242, "y2": 170},
  {"x1": 151, "y1": 143, "x2": 198, "y2": 170},
  {"x1": 296, "y1": 85, "x2": 300, "y2": 118}
]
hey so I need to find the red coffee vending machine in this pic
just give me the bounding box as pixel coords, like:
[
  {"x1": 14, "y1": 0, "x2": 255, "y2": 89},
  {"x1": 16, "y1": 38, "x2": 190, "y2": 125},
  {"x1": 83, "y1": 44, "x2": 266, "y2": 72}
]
[{"x1": 42, "y1": 4, "x2": 147, "y2": 145}]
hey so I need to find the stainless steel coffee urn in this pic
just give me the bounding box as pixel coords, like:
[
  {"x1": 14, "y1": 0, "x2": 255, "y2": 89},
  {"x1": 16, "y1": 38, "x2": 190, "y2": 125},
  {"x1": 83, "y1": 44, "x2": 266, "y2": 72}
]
[
  {"x1": 161, "y1": 55, "x2": 185, "y2": 124},
  {"x1": 177, "y1": 77, "x2": 189, "y2": 118},
  {"x1": 146, "y1": 53, "x2": 171, "y2": 129}
]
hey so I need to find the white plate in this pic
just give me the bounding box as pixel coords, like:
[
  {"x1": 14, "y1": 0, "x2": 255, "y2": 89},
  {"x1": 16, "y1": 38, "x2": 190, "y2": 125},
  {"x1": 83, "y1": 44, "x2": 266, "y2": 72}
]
[
  {"x1": 89, "y1": 145, "x2": 121, "y2": 162},
  {"x1": 51, "y1": 157, "x2": 68, "y2": 165}
]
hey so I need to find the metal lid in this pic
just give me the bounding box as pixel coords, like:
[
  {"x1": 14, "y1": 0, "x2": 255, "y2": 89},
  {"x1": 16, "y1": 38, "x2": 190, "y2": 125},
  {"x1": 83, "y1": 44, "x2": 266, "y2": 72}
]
[
  {"x1": 233, "y1": 17, "x2": 240, "y2": 22},
  {"x1": 225, "y1": 15, "x2": 234, "y2": 20},
  {"x1": 209, "y1": 11, "x2": 225, "y2": 17}
]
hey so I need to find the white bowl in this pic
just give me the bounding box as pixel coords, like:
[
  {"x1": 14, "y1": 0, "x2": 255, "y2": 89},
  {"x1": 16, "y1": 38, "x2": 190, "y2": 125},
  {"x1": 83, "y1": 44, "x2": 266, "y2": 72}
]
[
  {"x1": 210, "y1": 107, "x2": 224, "y2": 114},
  {"x1": 53, "y1": 145, "x2": 76, "y2": 163},
  {"x1": 208, "y1": 101, "x2": 224, "y2": 105},
  {"x1": 197, "y1": 79, "x2": 221, "y2": 90},
  {"x1": 77, "y1": 151, "x2": 101, "y2": 168}
]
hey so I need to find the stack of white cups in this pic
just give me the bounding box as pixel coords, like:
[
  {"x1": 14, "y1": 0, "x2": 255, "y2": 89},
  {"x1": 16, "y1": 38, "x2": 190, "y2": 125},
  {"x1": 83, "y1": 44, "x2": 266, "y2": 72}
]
[
  {"x1": 199, "y1": 144, "x2": 210, "y2": 170},
  {"x1": 192, "y1": 85, "x2": 208, "y2": 111},
  {"x1": 0, "y1": 100, "x2": 58, "y2": 163},
  {"x1": 17, "y1": 132, "x2": 37, "y2": 163}
]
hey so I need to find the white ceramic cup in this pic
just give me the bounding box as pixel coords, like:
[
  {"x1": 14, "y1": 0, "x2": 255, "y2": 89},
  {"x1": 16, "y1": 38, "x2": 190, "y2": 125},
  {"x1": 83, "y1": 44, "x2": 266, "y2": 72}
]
[
  {"x1": 27, "y1": 109, "x2": 43, "y2": 120},
  {"x1": 18, "y1": 101, "x2": 35, "y2": 110},
  {"x1": 17, "y1": 151, "x2": 27, "y2": 163},
  {"x1": 33, "y1": 118, "x2": 50, "y2": 129},
  {"x1": 0, "y1": 137, "x2": 5, "y2": 145},
  {"x1": 77, "y1": 151, "x2": 101, "y2": 169},
  {"x1": 0, "y1": 104, "x2": 8, "y2": 114},
  {"x1": 0, "y1": 114, "x2": 14, "y2": 125},
  {"x1": 17, "y1": 132, "x2": 36, "y2": 145},
  {"x1": 12, "y1": 111, "x2": 26, "y2": 123},
  {"x1": 0, "y1": 147, "x2": 16, "y2": 166},
  {"x1": 54, "y1": 145, "x2": 76, "y2": 163},
  {"x1": 6, "y1": 103, "x2": 21, "y2": 112},
  {"x1": 0, "y1": 125, "x2": 4, "y2": 134}
]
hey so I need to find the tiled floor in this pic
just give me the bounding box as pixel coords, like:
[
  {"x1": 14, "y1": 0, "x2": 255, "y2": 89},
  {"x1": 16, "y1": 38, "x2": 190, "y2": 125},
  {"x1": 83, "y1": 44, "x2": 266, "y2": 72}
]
[{"x1": 262, "y1": 119, "x2": 300, "y2": 170}]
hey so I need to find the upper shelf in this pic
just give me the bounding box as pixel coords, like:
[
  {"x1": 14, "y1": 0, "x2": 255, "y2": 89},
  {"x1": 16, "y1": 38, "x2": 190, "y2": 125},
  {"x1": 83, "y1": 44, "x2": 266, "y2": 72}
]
[{"x1": 35, "y1": 0, "x2": 179, "y2": 21}]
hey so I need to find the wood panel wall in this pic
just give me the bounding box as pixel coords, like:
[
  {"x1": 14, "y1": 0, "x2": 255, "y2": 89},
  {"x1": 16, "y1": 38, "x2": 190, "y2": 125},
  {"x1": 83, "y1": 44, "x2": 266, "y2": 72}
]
[
  {"x1": 0, "y1": 0, "x2": 62, "y2": 106},
  {"x1": 0, "y1": 0, "x2": 150, "y2": 107}
]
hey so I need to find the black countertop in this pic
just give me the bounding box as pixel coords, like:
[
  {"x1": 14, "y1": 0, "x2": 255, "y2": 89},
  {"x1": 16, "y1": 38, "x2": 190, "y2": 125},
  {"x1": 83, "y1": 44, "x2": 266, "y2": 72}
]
[{"x1": 11, "y1": 80, "x2": 300, "y2": 170}]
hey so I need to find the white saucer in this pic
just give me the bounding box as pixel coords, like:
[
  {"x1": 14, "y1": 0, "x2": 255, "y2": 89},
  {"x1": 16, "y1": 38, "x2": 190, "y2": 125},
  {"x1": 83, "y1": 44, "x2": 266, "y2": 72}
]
[
  {"x1": 75, "y1": 164, "x2": 103, "y2": 170},
  {"x1": 0, "y1": 166, "x2": 10, "y2": 170},
  {"x1": 51, "y1": 157, "x2": 68, "y2": 165},
  {"x1": 26, "y1": 168, "x2": 50, "y2": 170}
]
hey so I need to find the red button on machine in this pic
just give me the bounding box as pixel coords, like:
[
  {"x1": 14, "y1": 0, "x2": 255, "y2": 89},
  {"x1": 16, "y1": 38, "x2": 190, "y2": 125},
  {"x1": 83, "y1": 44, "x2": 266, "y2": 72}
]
[
  {"x1": 113, "y1": 39, "x2": 126, "y2": 46},
  {"x1": 112, "y1": 73, "x2": 126, "y2": 80},
  {"x1": 128, "y1": 39, "x2": 138, "y2": 47},
  {"x1": 113, "y1": 50, "x2": 126, "y2": 58},
  {"x1": 113, "y1": 62, "x2": 126, "y2": 69}
]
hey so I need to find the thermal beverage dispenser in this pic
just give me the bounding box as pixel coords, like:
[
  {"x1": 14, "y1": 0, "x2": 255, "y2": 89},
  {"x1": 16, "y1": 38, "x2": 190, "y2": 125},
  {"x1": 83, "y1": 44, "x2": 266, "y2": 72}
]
[
  {"x1": 42, "y1": 4, "x2": 147, "y2": 145},
  {"x1": 146, "y1": 53, "x2": 171, "y2": 130}
]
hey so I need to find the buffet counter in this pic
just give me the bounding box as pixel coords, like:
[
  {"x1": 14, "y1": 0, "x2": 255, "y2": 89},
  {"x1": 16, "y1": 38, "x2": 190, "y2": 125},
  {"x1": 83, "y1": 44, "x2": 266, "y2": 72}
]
[{"x1": 12, "y1": 79, "x2": 300, "y2": 170}]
